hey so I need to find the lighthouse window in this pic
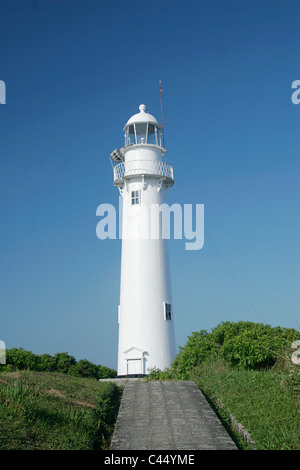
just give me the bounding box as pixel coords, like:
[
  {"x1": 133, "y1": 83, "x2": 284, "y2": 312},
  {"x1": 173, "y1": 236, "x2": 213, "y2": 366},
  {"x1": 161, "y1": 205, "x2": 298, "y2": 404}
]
[
  {"x1": 135, "y1": 123, "x2": 147, "y2": 144},
  {"x1": 125, "y1": 123, "x2": 162, "y2": 147},
  {"x1": 164, "y1": 303, "x2": 172, "y2": 321},
  {"x1": 131, "y1": 190, "x2": 141, "y2": 205},
  {"x1": 156, "y1": 126, "x2": 162, "y2": 146},
  {"x1": 128, "y1": 125, "x2": 136, "y2": 145},
  {"x1": 146, "y1": 123, "x2": 156, "y2": 145}
]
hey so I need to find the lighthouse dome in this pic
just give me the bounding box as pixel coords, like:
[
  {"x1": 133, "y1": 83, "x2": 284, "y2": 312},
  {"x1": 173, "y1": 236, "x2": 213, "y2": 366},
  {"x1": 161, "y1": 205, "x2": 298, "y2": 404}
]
[
  {"x1": 125, "y1": 104, "x2": 158, "y2": 126},
  {"x1": 123, "y1": 104, "x2": 163, "y2": 148}
]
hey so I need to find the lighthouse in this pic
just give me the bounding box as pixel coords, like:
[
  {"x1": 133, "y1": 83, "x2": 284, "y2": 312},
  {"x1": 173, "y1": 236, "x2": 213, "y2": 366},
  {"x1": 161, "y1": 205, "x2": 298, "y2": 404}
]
[{"x1": 110, "y1": 104, "x2": 176, "y2": 377}]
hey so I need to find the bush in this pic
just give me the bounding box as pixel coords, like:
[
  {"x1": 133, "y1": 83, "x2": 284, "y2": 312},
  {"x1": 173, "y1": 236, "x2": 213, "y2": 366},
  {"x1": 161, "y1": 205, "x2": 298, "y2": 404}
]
[
  {"x1": 0, "y1": 348, "x2": 117, "y2": 379},
  {"x1": 69, "y1": 359, "x2": 98, "y2": 378},
  {"x1": 96, "y1": 365, "x2": 117, "y2": 379},
  {"x1": 38, "y1": 354, "x2": 57, "y2": 372},
  {"x1": 5, "y1": 348, "x2": 38, "y2": 371},
  {"x1": 170, "y1": 329, "x2": 219, "y2": 379},
  {"x1": 156, "y1": 321, "x2": 300, "y2": 379},
  {"x1": 217, "y1": 322, "x2": 300, "y2": 369},
  {"x1": 54, "y1": 352, "x2": 76, "y2": 374}
]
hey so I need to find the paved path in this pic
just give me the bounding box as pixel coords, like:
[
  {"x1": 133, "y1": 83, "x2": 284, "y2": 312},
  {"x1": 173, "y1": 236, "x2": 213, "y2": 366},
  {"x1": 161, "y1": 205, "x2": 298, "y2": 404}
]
[{"x1": 110, "y1": 380, "x2": 238, "y2": 450}]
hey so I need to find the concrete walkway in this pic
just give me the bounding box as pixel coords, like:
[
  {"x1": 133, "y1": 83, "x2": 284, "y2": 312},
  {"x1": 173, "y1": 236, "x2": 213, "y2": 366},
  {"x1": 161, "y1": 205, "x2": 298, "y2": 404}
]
[{"x1": 110, "y1": 380, "x2": 238, "y2": 450}]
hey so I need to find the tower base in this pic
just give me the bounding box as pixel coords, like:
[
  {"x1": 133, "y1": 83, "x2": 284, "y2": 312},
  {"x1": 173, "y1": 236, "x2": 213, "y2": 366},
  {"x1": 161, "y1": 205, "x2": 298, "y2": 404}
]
[{"x1": 117, "y1": 374, "x2": 147, "y2": 379}]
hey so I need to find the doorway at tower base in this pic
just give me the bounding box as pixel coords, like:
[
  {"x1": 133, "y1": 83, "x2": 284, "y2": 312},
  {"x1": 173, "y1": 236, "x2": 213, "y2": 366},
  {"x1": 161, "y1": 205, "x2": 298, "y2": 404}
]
[{"x1": 119, "y1": 346, "x2": 149, "y2": 376}]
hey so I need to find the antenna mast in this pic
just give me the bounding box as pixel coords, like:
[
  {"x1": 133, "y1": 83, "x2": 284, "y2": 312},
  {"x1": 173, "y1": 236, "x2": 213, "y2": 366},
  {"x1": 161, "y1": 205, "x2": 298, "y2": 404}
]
[{"x1": 159, "y1": 80, "x2": 165, "y2": 148}]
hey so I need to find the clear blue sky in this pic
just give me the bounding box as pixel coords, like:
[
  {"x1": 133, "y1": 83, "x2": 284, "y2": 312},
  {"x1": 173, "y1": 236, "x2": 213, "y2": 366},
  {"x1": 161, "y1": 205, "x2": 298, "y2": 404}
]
[{"x1": 0, "y1": 0, "x2": 299, "y2": 369}]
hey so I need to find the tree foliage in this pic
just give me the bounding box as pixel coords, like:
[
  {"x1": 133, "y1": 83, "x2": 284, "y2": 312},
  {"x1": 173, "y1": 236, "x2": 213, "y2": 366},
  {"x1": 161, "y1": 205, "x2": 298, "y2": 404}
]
[
  {"x1": 0, "y1": 347, "x2": 117, "y2": 379},
  {"x1": 149, "y1": 321, "x2": 300, "y2": 380}
]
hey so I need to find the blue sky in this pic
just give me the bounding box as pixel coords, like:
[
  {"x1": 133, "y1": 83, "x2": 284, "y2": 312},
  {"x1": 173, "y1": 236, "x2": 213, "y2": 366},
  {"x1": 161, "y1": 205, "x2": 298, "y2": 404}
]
[{"x1": 0, "y1": 0, "x2": 299, "y2": 369}]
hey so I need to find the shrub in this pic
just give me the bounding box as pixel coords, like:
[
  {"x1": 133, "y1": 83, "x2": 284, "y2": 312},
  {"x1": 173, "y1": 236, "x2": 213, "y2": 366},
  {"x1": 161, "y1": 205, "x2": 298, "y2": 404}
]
[
  {"x1": 38, "y1": 354, "x2": 57, "y2": 372},
  {"x1": 68, "y1": 359, "x2": 98, "y2": 378},
  {"x1": 0, "y1": 348, "x2": 117, "y2": 379},
  {"x1": 96, "y1": 365, "x2": 117, "y2": 379},
  {"x1": 163, "y1": 321, "x2": 300, "y2": 378},
  {"x1": 54, "y1": 352, "x2": 76, "y2": 374},
  {"x1": 5, "y1": 348, "x2": 38, "y2": 371},
  {"x1": 169, "y1": 329, "x2": 219, "y2": 379},
  {"x1": 218, "y1": 322, "x2": 300, "y2": 369}
]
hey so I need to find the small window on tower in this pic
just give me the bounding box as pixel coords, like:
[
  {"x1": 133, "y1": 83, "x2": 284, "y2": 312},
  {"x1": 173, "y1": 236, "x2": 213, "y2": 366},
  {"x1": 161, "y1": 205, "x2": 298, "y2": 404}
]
[
  {"x1": 164, "y1": 303, "x2": 172, "y2": 320},
  {"x1": 131, "y1": 190, "x2": 141, "y2": 205}
]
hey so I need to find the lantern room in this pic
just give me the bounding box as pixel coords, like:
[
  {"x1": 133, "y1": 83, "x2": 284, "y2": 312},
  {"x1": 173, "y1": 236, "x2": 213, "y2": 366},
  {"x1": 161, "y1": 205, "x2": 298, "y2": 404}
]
[{"x1": 124, "y1": 104, "x2": 164, "y2": 148}]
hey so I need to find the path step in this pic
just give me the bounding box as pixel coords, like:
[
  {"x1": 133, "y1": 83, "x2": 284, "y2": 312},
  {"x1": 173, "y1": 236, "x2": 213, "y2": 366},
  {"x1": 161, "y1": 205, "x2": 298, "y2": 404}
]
[{"x1": 110, "y1": 380, "x2": 238, "y2": 450}]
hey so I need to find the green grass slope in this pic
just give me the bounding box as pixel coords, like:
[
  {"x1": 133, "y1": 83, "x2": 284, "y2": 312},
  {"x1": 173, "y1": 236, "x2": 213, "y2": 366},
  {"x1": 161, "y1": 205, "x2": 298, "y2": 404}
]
[
  {"x1": 0, "y1": 371, "x2": 122, "y2": 450},
  {"x1": 149, "y1": 321, "x2": 300, "y2": 450},
  {"x1": 190, "y1": 357, "x2": 300, "y2": 450}
]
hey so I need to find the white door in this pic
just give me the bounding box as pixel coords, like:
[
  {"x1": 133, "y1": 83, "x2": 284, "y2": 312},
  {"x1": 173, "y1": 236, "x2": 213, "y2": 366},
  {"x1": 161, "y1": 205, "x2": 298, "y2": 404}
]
[{"x1": 127, "y1": 359, "x2": 142, "y2": 375}]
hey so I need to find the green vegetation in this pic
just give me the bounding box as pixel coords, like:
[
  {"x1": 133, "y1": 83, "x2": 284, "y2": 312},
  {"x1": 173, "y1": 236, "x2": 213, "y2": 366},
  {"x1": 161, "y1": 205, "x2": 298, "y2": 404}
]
[
  {"x1": 1, "y1": 322, "x2": 299, "y2": 450},
  {"x1": 1, "y1": 348, "x2": 117, "y2": 379},
  {"x1": 190, "y1": 357, "x2": 300, "y2": 450},
  {"x1": 149, "y1": 321, "x2": 300, "y2": 450},
  {"x1": 0, "y1": 371, "x2": 122, "y2": 450}
]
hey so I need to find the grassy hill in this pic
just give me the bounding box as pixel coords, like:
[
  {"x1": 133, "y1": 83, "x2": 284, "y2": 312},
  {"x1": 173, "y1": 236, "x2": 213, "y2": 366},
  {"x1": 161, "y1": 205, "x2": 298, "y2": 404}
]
[
  {"x1": 189, "y1": 357, "x2": 300, "y2": 449},
  {"x1": 1, "y1": 321, "x2": 299, "y2": 450},
  {"x1": 148, "y1": 321, "x2": 300, "y2": 450},
  {"x1": 0, "y1": 371, "x2": 122, "y2": 450}
]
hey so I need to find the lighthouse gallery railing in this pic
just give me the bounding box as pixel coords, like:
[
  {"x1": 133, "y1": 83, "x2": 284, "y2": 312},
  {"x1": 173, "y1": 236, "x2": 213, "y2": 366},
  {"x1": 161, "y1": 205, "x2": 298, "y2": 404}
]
[{"x1": 113, "y1": 160, "x2": 174, "y2": 184}]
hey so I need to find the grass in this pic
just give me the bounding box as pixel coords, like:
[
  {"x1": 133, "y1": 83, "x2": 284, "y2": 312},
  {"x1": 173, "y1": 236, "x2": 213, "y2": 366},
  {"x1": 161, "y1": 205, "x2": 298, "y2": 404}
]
[
  {"x1": 189, "y1": 357, "x2": 300, "y2": 450},
  {"x1": 1, "y1": 357, "x2": 299, "y2": 450},
  {"x1": 0, "y1": 371, "x2": 122, "y2": 450}
]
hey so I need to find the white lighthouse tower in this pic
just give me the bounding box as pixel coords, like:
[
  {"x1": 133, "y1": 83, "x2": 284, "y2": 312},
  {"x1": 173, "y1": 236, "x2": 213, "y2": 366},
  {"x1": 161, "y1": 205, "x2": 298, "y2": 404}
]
[{"x1": 110, "y1": 104, "x2": 176, "y2": 376}]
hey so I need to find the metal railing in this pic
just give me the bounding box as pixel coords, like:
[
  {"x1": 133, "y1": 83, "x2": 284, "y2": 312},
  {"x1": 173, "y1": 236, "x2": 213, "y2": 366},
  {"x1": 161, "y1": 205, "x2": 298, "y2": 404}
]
[{"x1": 113, "y1": 160, "x2": 174, "y2": 184}]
